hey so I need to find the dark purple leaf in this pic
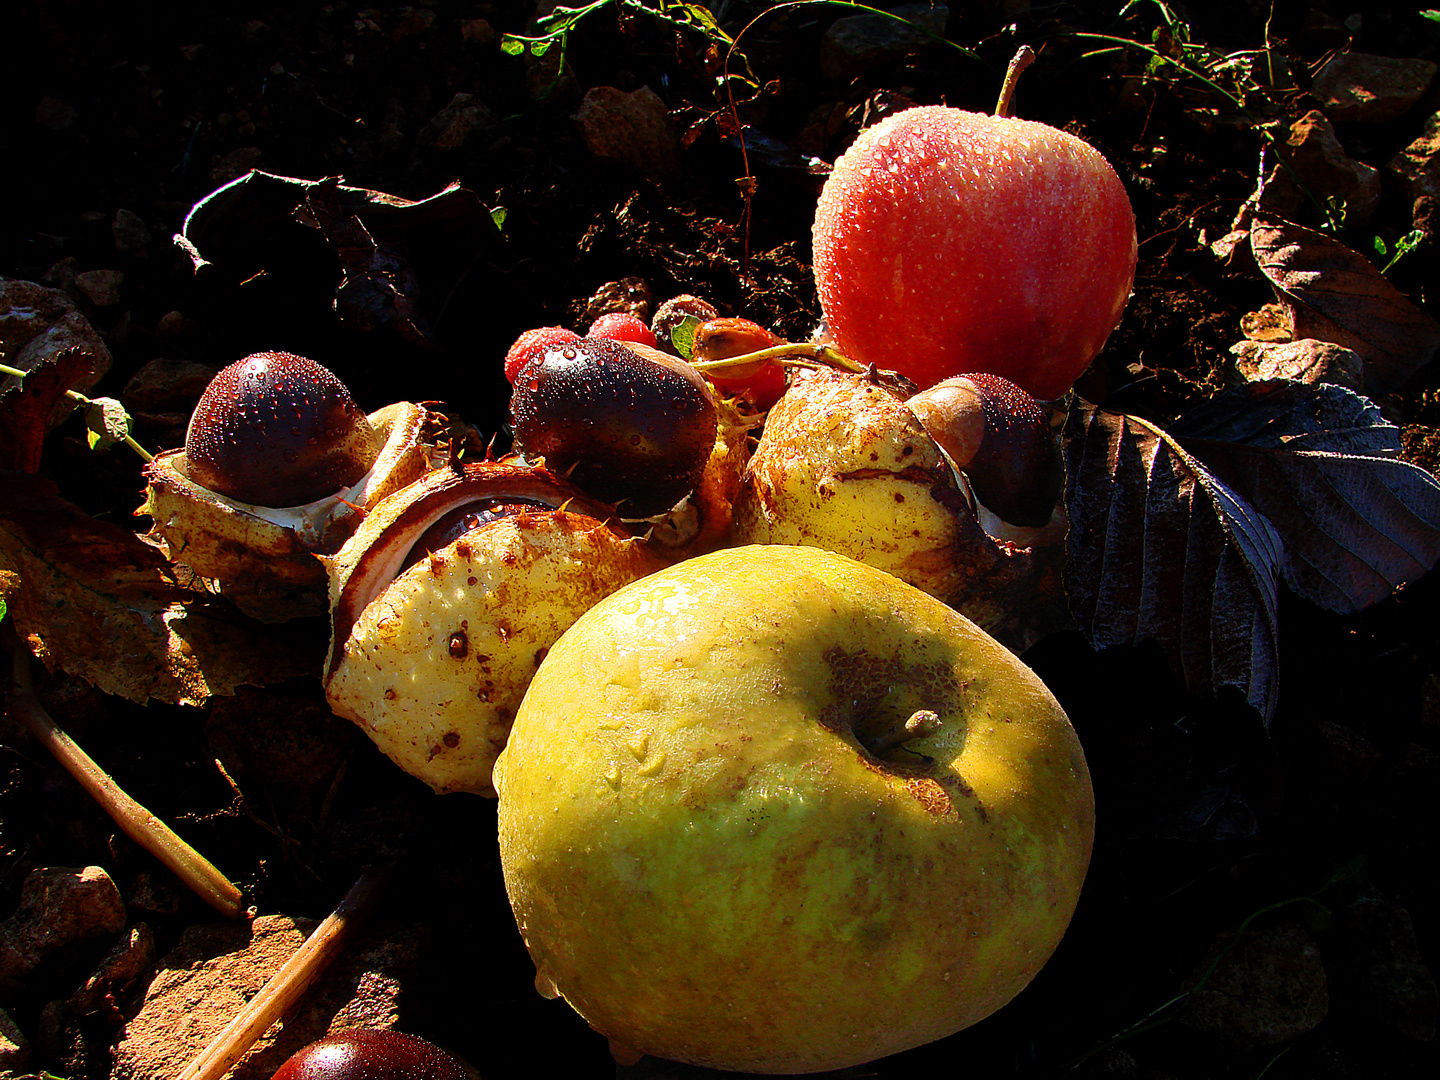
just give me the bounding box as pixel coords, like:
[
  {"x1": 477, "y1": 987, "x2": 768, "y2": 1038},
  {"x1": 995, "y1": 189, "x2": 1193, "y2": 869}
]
[
  {"x1": 1249, "y1": 213, "x2": 1440, "y2": 393},
  {"x1": 174, "y1": 170, "x2": 497, "y2": 346},
  {"x1": 1064, "y1": 402, "x2": 1283, "y2": 723},
  {"x1": 1172, "y1": 380, "x2": 1440, "y2": 613},
  {"x1": 292, "y1": 179, "x2": 432, "y2": 346}
]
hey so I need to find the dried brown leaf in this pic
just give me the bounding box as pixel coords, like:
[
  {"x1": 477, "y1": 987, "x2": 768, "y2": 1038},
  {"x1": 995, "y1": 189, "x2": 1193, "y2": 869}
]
[
  {"x1": 292, "y1": 178, "x2": 431, "y2": 346},
  {"x1": 1249, "y1": 213, "x2": 1440, "y2": 392},
  {"x1": 0, "y1": 346, "x2": 95, "y2": 472},
  {"x1": 0, "y1": 472, "x2": 319, "y2": 705},
  {"x1": 1064, "y1": 403, "x2": 1283, "y2": 722}
]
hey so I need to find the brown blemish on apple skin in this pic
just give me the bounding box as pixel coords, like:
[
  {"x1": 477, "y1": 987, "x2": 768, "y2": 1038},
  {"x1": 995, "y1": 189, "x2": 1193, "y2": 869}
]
[{"x1": 906, "y1": 776, "x2": 953, "y2": 815}]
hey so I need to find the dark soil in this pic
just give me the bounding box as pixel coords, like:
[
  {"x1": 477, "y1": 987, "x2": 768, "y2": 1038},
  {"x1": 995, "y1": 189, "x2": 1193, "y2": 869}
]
[{"x1": 4, "y1": 2, "x2": 1439, "y2": 1079}]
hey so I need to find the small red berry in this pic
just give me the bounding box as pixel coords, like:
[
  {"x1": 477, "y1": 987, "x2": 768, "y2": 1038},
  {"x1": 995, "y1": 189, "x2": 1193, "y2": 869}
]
[
  {"x1": 587, "y1": 312, "x2": 658, "y2": 349},
  {"x1": 504, "y1": 327, "x2": 580, "y2": 384}
]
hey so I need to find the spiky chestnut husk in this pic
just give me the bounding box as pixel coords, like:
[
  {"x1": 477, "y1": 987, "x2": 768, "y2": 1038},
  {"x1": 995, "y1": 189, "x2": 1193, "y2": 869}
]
[
  {"x1": 322, "y1": 460, "x2": 664, "y2": 796},
  {"x1": 730, "y1": 366, "x2": 1068, "y2": 652},
  {"x1": 140, "y1": 400, "x2": 432, "y2": 621}
]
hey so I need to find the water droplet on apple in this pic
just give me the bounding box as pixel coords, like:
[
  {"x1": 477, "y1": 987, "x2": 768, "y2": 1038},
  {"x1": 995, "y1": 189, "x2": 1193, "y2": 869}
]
[{"x1": 534, "y1": 966, "x2": 561, "y2": 999}]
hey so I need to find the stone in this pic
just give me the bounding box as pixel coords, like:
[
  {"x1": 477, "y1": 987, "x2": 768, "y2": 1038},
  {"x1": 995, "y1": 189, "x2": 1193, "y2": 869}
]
[
  {"x1": 74, "y1": 269, "x2": 123, "y2": 307},
  {"x1": 1180, "y1": 918, "x2": 1329, "y2": 1053},
  {"x1": 1332, "y1": 898, "x2": 1439, "y2": 1041},
  {"x1": 418, "y1": 93, "x2": 497, "y2": 154},
  {"x1": 0, "y1": 1007, "x2": 30, "y2": 1073},
  {"x1": 1256, "y1": 110, "x2": 1381, "y2": 227},
  {"x1": 460, "y1": 18, "x2": 495, "y2": 45},
  {"x1": 121, "y1": 357, "x2": 219, "y2": 414},
  {"x1": 0, "y1": 277, "x2": 113, "y2": 399},
  {"x1": 1387, "y1": 110, "x2": 1440, "y2": 221},
  {"x1": 571, "y1": 86, "x2": 681, "y2": 182},
  {"x1": 67, "y1": 923, "x2": 157, "y2": 1016},
  {"x1": 0, "y1": 866, "x2": 127, "y2": 1002},
  {"x1": 1310, "y1": 53, "x2": 1437, "y2": 123},
  {"x1": 111, "y1": 915, "x2": 426, "y2": 1080},
  {"x1": 525, "y1": 47, "x2": 580, "y2": 107},
  {"x1": 112, "y1": 209, "x2": 153, "y2": 254},
  {"x1": 818, "y1": 3, "x2": 950, "y2": 83},
  {"x1": 34, "y1": 96, "x2": 78, "y2": 131}
]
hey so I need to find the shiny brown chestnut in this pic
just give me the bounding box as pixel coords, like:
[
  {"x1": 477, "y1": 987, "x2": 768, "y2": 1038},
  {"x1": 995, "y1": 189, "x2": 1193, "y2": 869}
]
[
  {"x1": 270, "y1": 1029, "x2": 470, "y2": 1080},
  {"x1": 905, "y1": 373, "x2": 1062, "y2": 528},
  {"x1": 185, "y1": 351, "x2": 381, "y2": 507},
  {"x1": 141, "y1": 353, "x2": 432, "y2": 621},
  {"x1": 509, "y1": 336, "x2": 718, "y2": 517}
]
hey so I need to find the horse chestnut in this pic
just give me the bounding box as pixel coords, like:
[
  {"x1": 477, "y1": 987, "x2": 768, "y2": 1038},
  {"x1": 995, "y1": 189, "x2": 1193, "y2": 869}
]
[
  {"x1": 270, "y1": 1029, "x2": 470, "y2": 1080},
  {"x1": 185, "y1": 351, "x2": 380, "y2": 507},
  {"x1": 510, "y1": 336, "x2": 717, "y2": 517}
]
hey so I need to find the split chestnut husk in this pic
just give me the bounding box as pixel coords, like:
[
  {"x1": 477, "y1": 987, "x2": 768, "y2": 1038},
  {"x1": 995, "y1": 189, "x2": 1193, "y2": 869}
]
[
  {"x1": 731, "y1": 366, "x2": 1069, "y2": 651},
  {"x1": 322, "y1": 460, "x2": 664, "y2": 796},
  {"x1": 140, "y1": 400, "x2": 432, "y2": 621}
]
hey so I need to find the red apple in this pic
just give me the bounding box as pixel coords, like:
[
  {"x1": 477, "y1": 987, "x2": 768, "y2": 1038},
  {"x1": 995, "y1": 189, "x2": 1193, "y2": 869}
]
[{"x1": 812, "y1": 101, "x2": 1136, "y2": 400}]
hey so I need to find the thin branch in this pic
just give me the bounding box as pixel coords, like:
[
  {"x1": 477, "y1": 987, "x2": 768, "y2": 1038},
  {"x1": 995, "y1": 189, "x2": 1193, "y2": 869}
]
[
  {"x1": 3, "y1": 625, "x2": 243, "y2": 918},
  {"x1": 178, "y1": 868, "x2": 392, "y2": 1080}
]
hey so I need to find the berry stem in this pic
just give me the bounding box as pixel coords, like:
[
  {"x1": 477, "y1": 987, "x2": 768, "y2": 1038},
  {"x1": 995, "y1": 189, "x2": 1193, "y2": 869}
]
[
  {"x1": 994, "y1": 45, "x2": 1036, "y2": 118},
  {"x1": 0, "y1": 360, "x2": 154, "y2": 462},
  {"x1": 691, "y1": 342, "x2": 865, "y2": 376}
]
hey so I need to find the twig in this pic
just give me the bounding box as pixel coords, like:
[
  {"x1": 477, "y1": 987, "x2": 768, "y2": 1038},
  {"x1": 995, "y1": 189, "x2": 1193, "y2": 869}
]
[
  {"x1": 178, "y1": 868, "x2": 392, "y2": 1080},
  {"x1": 3, "y1": 625, "x2": 244, "y2": 918}
]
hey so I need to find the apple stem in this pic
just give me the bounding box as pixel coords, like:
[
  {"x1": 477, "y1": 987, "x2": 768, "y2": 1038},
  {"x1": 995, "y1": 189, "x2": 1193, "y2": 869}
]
[
  {"x1": 994, "y1": 45, "x2": 1036, "y2": 118},
  {"x1": 865, "y1": 709, "x2": 943, "y2": 755}
]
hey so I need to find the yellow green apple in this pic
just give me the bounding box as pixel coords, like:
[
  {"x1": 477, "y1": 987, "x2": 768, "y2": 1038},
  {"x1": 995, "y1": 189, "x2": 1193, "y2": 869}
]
[{"x1": 494, "y1": 544, "x2": 1095, "y2": 1073}]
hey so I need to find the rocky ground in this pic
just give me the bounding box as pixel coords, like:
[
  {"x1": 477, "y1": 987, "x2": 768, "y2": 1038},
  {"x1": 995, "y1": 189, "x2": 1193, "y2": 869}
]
[{"x1": 3, "y1": 2, "x2": 1440, "y2": 1078}]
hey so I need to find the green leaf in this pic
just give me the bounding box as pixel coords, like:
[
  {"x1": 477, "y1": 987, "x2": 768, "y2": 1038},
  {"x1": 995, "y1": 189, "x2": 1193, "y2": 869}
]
[
  {"x1": 500, "y1": 35, "x2": 527, "y2": 56},
  {"x1": 1422, "y1": 10, "x2": 1440, "y2": 25},
  {"x1": 490, "y1": 205, "x2": 509, "y2": 232},
  {"x1": 1, "y1": 595, "x2": 8, "y2": 622},
  {"x1": 670, "y1": 315, "x2": 703, "y2": 360}
]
